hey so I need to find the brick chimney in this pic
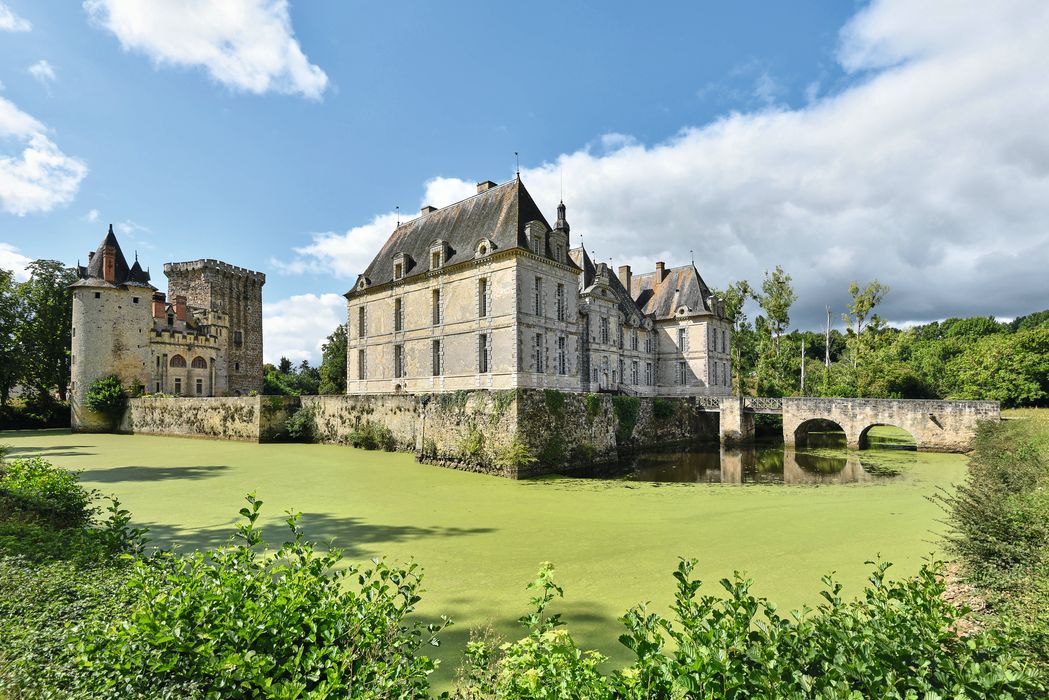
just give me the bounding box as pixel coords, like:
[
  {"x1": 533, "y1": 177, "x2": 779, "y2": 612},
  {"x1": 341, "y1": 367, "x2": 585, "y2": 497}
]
[
  {"x1": 420, "y1": 205, "x2": 437, "y2": 215},
  {"x1": 174, "y1": 295, "x2": 187, "y2": 322},
  {"x1": 618, "y1": 264, "x2": 632, "y2": 292},
  {"x1": 152, "y1": 291, "x2": 167, "y2": 318},
  {"x1": 655, "y1": 261, "x2": 666, "y2": 283},
  {"x1": 102, "y1": 247, "x2": 116, "y2": 283},
  {"x1": 476, "y1": 180, "x2": 498, "y2": 193}
]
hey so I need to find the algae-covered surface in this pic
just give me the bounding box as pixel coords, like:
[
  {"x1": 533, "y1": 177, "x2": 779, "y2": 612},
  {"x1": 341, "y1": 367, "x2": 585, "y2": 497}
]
[{"x1": 1, "y1": 428, "x2": 967, "y2": 686}]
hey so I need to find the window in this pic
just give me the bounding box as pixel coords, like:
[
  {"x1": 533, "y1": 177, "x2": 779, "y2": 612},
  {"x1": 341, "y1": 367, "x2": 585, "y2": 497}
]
[
  {"x1": 432, "y1": 289, "x2": 441, "y2": 325},
  {"x1": 555, "y1": 244, "x2": 563, "y2": 263},
  {"x1": 234, "y1": 330, "x2": 243, "y2": 346},
  {"x1": 645, "y1": 362, "x2": 653, "y2": 385},
  {"x1": 678, "y1": 361, "x2": 687, "y2": 385},
  {"x1": 478, "y1": 334, "x2": 490, "y2": 373},
  {"x1": 722, "y1": 329, "x2": 727, "y2": 353},
  {"x1": 394, "y1": 344, "x2": 404, "y2": 379},
  {"x1": 191, "y1": 356, "x2": 207, "y2": 369},
  {"x1": 71, "y1": 354, "x2": 76, "y2": 365},
  {"x1": 431, "y1": 250, "x2": 442, "y2": 269},
  {"x1": 170, "y1": 354, "x2": 186, "y2": 368},
  {"x1": 557, "y1": 335, "x2": 567, "y2": 375},
  {"x1": 534, "y1": 277, "x2": 542, "y2": 315},
  {"x1": 94, "y1": 292, "x2": 101, "y2": 299},
  {"x1": 195, "y1": 378, "x2": 203, "y2": 395},
  {"x1": 556, "y1": 283, "x2": 565, "y2": 321},
  {"x1": 532, "y1": 236, "x2": 541, "y2": 255},
  {"x1": 644, "y1": 334, "x2": 651, "y2": 353},
  {"x1": 358, "y1": 307, "x2": 367, "y2": 337},
  {"x1": 709, "y1": 326, "x2": 715, "y2": 350},
  {"x1": 133, "y1": 297, "x2": 139, "y2": 304},
  {"x1": 600, "y1": 317, "x2": 609, "y2": 344},
  {"x1": 713, "y1": 362, "x2": 718, "y2": 385},
  {"x1": 394, "y1": 298, "x2": 403, "y2": 332},
  {"x1": 619, "y1": 359, "x2": 624, "y2": 384},
  {"x1": 174, "y1": 378, "x2": 182, "y2": 394},
  {"x1": 631, "y1": 360, "x2": 639, "y2": 385},
  {"x1": 592, "y1": 366, "x2": 599, "y2": 383},
  {"x1": 478, "y1": 278, "x2": 488, "y2": 317},
  {"x1": 358, "y1": 349, "x2": 367, "y2": 379},
  {"x1": 631, "y1": 330, "x2": 639, "y2": 351},
  {"x1": 234, "y1": 362, "x2": 240, "y2": 372},
  {"x1": 618, "y1": 326, "x2": 624, "y2": 349},
  {"x1": 678, "y1": 328, "x2": 687, "y2": 351},
  {"x1": 432, "y1": 340, "x2": 442, "y2": 376},
  {"x1": 394, "y1": 261, "x2": 403, "y2": 280},
  {"x1": 155, "y1": 382, "x2": 161, "y2": 393},
  {"x1": 535, "y1": 333, "x2": 545, "y2": 373},
  {"x1": 167, "y1": 314, "x2": 174, "y2": 326}
]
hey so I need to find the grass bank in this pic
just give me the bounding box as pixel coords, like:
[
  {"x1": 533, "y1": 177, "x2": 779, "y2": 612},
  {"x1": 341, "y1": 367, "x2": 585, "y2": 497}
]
[{"x1": 2, "y1": 428, "x2": 967, "y2": 685}]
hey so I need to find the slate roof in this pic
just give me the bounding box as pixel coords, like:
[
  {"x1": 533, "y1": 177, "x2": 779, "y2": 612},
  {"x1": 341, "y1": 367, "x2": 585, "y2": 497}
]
[
  {"x1": 72, "y1": 226, "x2": 154, "y2": 289},
  {"x1": 631, "y1": 264, "x2": 713, "y2": 320},
  {"x1": 350, "y1": 178, "x2": 576, "y2": 293}
]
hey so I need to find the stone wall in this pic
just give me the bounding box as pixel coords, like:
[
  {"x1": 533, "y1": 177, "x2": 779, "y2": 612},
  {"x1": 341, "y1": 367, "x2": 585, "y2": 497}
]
[{"x1": 119, "y1": 396, "x2": 299, "y2": 442}]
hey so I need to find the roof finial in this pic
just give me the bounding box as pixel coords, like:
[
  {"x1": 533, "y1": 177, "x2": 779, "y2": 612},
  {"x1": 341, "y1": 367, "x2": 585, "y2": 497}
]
[
  {"x1": 514, "y1": 151, "x2": 520, "y2": 178},
  {"x1": 135, "y1": 250, "x2": 139, "y2": 263},
  {"x1": 108, "y1": 223, "x2": 114, "y2": 235},
  {"x1": 395, "y1": 205, "x2": 400, "y2": 227},
  {"x1": 690, "y1": 249, "x2": 694, "y2": 265}
]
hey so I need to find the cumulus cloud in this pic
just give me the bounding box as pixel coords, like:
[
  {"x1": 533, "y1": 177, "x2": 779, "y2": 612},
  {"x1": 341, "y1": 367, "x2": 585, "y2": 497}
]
[
  {"x1": 0, "y1": 2, "x2": 30, "y2": 32},
  {"x1": 84, "y1": 208, "x2": 100, "y2": 222},
  {"x1": 27, "y1": 59, "x2": 56, "y2": 87},
  {"x1": 0, "y1": 242, "x2": 32, "y2": 281},
  {"x1": 263, "y1": 292, "x2": 344, "y2": 365},
  {"x1": 84, "y1": 0, "x2": 328, "y2": 99},
  {"x1": 0, "y1": 96, "x2": 88, "y2": 216}
]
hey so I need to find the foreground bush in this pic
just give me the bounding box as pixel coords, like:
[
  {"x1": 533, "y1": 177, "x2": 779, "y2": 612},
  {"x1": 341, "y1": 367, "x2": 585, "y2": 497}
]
[
  {"x1": 457, "y1": 561, "x2": 1044, "y2": 699},
  {"x1": 0, "y1": 454, "x2": 94, "y2": 527}
]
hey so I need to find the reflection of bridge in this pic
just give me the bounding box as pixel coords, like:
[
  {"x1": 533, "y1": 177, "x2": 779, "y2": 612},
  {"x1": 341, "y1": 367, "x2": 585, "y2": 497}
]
[{"x1": 713, "y1": 396, "x2": 999, "y2": 453}]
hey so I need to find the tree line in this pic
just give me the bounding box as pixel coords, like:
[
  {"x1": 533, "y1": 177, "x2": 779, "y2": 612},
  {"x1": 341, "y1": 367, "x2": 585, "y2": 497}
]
[{"x1": 717, "y1": 270, "x2": 1049, "y2": 407}]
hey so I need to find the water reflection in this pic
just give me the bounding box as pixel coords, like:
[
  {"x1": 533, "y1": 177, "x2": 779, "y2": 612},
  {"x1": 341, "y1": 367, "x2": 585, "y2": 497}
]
[{"x1": 583, "y1": 443, "x2": 896, "y2": 485}]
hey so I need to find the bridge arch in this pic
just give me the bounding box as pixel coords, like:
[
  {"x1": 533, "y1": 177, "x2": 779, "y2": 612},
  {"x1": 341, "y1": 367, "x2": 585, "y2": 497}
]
[
  {"x1": 792, "y1": 418, "x2": 851, "y2": 449},
  {"x1": 858, "y1": 423, "x2": 918, "y2": 451}
]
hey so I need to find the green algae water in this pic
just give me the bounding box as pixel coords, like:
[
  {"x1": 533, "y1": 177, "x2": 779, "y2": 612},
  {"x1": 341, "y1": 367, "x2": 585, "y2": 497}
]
[{"x1": 1, "y1": 428, "x2": 967, "y2": 689}]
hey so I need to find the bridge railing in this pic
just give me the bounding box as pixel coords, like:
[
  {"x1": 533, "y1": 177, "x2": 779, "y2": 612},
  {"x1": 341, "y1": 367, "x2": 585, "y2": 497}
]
[
  {"x1": 743, "y1": 397, "x2": 783, "y2": 411},
  {"x1": 695, "y1": 396, "x2": 722, "y2": 410}
]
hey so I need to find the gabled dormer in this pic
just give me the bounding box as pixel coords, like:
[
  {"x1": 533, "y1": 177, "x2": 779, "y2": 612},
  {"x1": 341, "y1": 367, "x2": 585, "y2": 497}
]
[
  {"x1": 429, "y1": 239, "x2": 450, "y2": 271},
  {"x1": 524, "y1": 220, "x2": 547, "y2": 257},
  {"x1": 474, "y1": 238, "x2": 495, "y2": 258},
  {"x1": 392, "y1": 252, "x2": 413, "y2": 281}
]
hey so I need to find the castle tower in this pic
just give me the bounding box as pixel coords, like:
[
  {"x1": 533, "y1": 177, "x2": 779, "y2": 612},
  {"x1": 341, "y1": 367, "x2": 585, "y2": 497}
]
[
  {"x1": 70, "y1": 226, "x2": 155, "y2": 431},
  {"x1": 163, "y1": 260, "x2": 266, "y2": 395}
]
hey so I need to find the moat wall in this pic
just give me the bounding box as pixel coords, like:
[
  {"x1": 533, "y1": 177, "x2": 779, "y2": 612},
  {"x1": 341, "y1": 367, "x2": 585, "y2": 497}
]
[{"x1": 117, "y1": 390, "x2": 719, "y2": 478}]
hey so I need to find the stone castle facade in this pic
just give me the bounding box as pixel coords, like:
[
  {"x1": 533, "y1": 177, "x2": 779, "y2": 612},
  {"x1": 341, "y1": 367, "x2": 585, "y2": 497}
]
[
  {"x1": 345, "y1": 178, "x2": 733, "y2": 396},
  {"x1": 70, "y1": 226, "x2": 264, "y2": 430}
]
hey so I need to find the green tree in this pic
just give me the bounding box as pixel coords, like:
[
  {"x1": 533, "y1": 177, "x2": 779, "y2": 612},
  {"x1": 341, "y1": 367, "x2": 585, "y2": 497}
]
[
  {"x1": 0, "y1": 269, "x2": 24, "y2": 406},
  {"x1": 947, "y1": 327, "x2": 1049, "y2": 406},
  {"x1": 277, "y1": 356, "x2": 293, "y2": 374},
  {"x1": 17, "y1": 260, "x2": 77, "y2": 402},
  {"x1": 755, "y1": 265, "x2": 797, "y2": 354},
  {"x1": 713, "y1": 281, "x2": 757, "y2": 394},
  {"x1": 318, "y1": 324, "x2": 347, "y2": 395}
]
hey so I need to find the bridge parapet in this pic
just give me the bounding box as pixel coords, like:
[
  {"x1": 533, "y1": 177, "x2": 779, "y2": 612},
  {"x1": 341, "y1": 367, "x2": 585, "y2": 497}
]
[
  {"x1": 781, "y1": 397, "x2": 1000, "y2": 452},
  {"x1": 743, "y1": 396, "x2": 783, "y2": 413}
]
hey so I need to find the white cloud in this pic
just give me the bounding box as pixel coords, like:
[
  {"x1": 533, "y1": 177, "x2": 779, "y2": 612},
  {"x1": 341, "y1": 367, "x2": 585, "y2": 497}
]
[
  {"x1": 0, "y1": 242, "x2": 32, "y2": 281},
  {"x1": 263, "y1": 292, "x2": 344, "y2": 365},
  {"x1": 0, "y1": 2, "x2": 30, "y2": 32},
  {"x1": 84, "y1": 208, "x2": 100, "y2": 222},
  {"x1": 84, "y1": 0, "x2": 329, "y2": 99},
  {"x1": 0, "y1": 96, "x2": 88, "y2": 216},
  {"x1": 27, "y1": 59, "x2": 56, "y2": 87}
]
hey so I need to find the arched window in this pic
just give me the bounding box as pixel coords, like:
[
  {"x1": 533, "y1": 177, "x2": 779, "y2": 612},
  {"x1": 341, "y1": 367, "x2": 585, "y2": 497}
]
[
  {"x1": 170, "y1": 355, "x2": 187, "y2": 368},
  {"x1": 191, "y1": 356, "x2": 207, "y2": 369}
]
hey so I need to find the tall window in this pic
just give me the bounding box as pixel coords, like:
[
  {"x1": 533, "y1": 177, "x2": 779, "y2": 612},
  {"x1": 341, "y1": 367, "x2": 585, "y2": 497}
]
[
  {"x1": 431, "y1": 250, "x2": 442, "y2": 269},
  {"x1": 618, "y1": 326, "x2": 624, "y2": 349},
  {"x1": 556, "y1": 283, "x2": 565, "y2": 321},
  {"x1": 678, "y1": 361, "x2": 687, "y2": 385},
  {"x1": 170, "y1": 355, "x2": 186, "y2": 368},
  {"x1": 432, "y1": 339, "x2": 442, "y2": 376},
  {"x1": 195, "y1": 378, "x2": 203, "y2": 395},
  {"x1": 358, "y1": 306, "x2": 367, "y2": 337},
  {"x1": 600, "y1": 317, "x2": 609, "y2": 344},
  {"x1": 394, "y1": 298, "x2": 403, "y2": 331},
  {"x1": 394, "y1": 344, "x2": 404, "y2": 379},
  {"x1": 722, "y1": 329, "x2": 727, "y2": 353},
  {"x1": 644, "y1": 362, "x2": 652, "y2": 385},
  {"x1": 631, "y1": 360, "x2": 639, "y2": 385},
  {"x1": 678, "y1": 328, "x2": 687, "y2": 351},
  {"x1": 358, "y1": 349, "x2": 366, "y2": 379},
  {"x1": 592, "y1": 366, "x2": 599, "y2": 383},
  {"x1": 432, "y1": 289, "x2": 441, "y2": 325},
  {"x1": 631, "y1": 330, "x2": 638, "y2": 351},
  {"x1": 394, "y1": 261, "x2": 403, "y2": 280},
  {"x1": 174, "y1": 377, "x2": 182, "y2": 394},
  {"x1": 478, "y1": 278, "x2": 488, "y2": 317},
  {"x1": 619, "y1": 359, "x2": 625, "y2": 384},
  {"x1": 557, "y1": 335, "x2": 567, "y2": 375},
  {"x1": 534, "y1": 277, "x2": 542, "y2": 315},
  {"x1": 478, "y1": 334, "x2": 490, "y2": 373},
  {"x1": 644, "y1": 334, "x2": 652, "y2": 353},
  {"x1": 535, "y1": 333, "x2": 545, "y2": 373},
  {"x1": 191, "y1": 356, "x2": 207, "y2": 369}
]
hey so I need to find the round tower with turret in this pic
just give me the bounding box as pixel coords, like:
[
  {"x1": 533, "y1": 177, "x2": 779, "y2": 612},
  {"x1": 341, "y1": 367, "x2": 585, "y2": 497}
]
[{"x1": 70, "y1": 226, "x2": 155, "y2": 431}]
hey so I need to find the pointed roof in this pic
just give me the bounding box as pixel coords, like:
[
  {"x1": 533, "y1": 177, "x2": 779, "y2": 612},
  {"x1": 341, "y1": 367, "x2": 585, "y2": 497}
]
[
  {"x1": 72, "y1": 225, "x2": 155, "y2": 290},
  {"x1": 349, "y1": 179, "x2": 577, "y2": 292},
  {"x1": 631, "y1": 264, "x2": 714, "y2": 320},
  {"x1": 568, "y1": 245, "x2": 596, "y2": 288}
]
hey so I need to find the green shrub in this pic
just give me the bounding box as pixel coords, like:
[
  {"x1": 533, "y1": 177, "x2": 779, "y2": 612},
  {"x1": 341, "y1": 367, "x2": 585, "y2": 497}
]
[
  {"x1": 612, "y1": 395, "x2": 641, "y2": 443},
  {"x1": 76, "y1": 494, "x2": 447, "y2": 699},
  {"x1": 493, "y1": 438, "x2": 537, "y2": 472},
  {"x1": 459, "y1": 425, "x2": 485, "y2": 460},
  {"x1": 585, "y1": 393, "x2": 602, "y2": 418},
  {"x1": 543, "y1": 389, "x2": 565, "y2": 417},
  {"x1": 652, "y1": 397, "x2": 676, "y2": 420},
  {"x1": 569, "y1": 442, "x2": 597, "y2": 465},
  {"x1": 85, "y1": 376, "x2": 127, "y2": 428},
  {"x1": 0, "y1": 400, "x2": 72, "y2": 430},
  {"x1": 0, "y1": 456, "x2": 95, "y2": 528},
  {"x1": 282, "y1": 406, "x2": 316, "y2": 442},
  {"x1": 347, "y1": 420, "x2": 396, "y2": 451}
]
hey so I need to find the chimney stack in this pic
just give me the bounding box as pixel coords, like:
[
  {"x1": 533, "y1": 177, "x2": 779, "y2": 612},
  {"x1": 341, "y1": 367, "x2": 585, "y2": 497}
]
[
  {"x1": 476, "y1": 180, "x2": 498, "y2": 193},
  {"x1": 420, "y1": 205, "x2": 437, "y2": 215},
  {"x1": 618, "y1": 264, "x2": 632, "y2": 292},
  {"x1": 174, "y1": 294, "x2": 187, "y2": 322},
  {"x1": 152, "y1": 291, "x2": 167, "y2": 318},
  {"x1": 655, "y1": 261, "x2": 666, "y2": 282}
]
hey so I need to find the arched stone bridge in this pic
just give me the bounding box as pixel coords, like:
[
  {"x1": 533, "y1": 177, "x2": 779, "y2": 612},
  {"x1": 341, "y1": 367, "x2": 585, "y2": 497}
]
[{"x1": 717, "y1": 396, "x2": 1000, "y2": 452}]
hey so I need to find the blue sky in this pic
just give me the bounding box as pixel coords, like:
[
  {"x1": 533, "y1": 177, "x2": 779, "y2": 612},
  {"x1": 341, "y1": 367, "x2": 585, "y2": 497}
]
[{"x1": 2, "y1": 1, "x2": 1048, "y2": 363}]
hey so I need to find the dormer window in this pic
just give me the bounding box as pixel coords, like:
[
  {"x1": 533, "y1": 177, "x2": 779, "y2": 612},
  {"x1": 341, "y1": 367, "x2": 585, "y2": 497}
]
[
  {"x1": 356, "y1": 277, "x2": 370, "y2": 291},
  {"x1": 392, "y1": 253, "x2": 411, "y2": 281},
  {"x1": 394, "y1": 262, "x2": 403, "y2": 279},
  {"x1": 431, "y1": 250, "x2": 442, "y2": 268},
  {"x1": 475, "y1": 238, "x2": 494, "y2": 258},
  {"x1": 525, "y1": 221, "x2": 547, "y2": 257},
  {"x1": 429, "y1": 239, "x2": 449, "y2": 270}
]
